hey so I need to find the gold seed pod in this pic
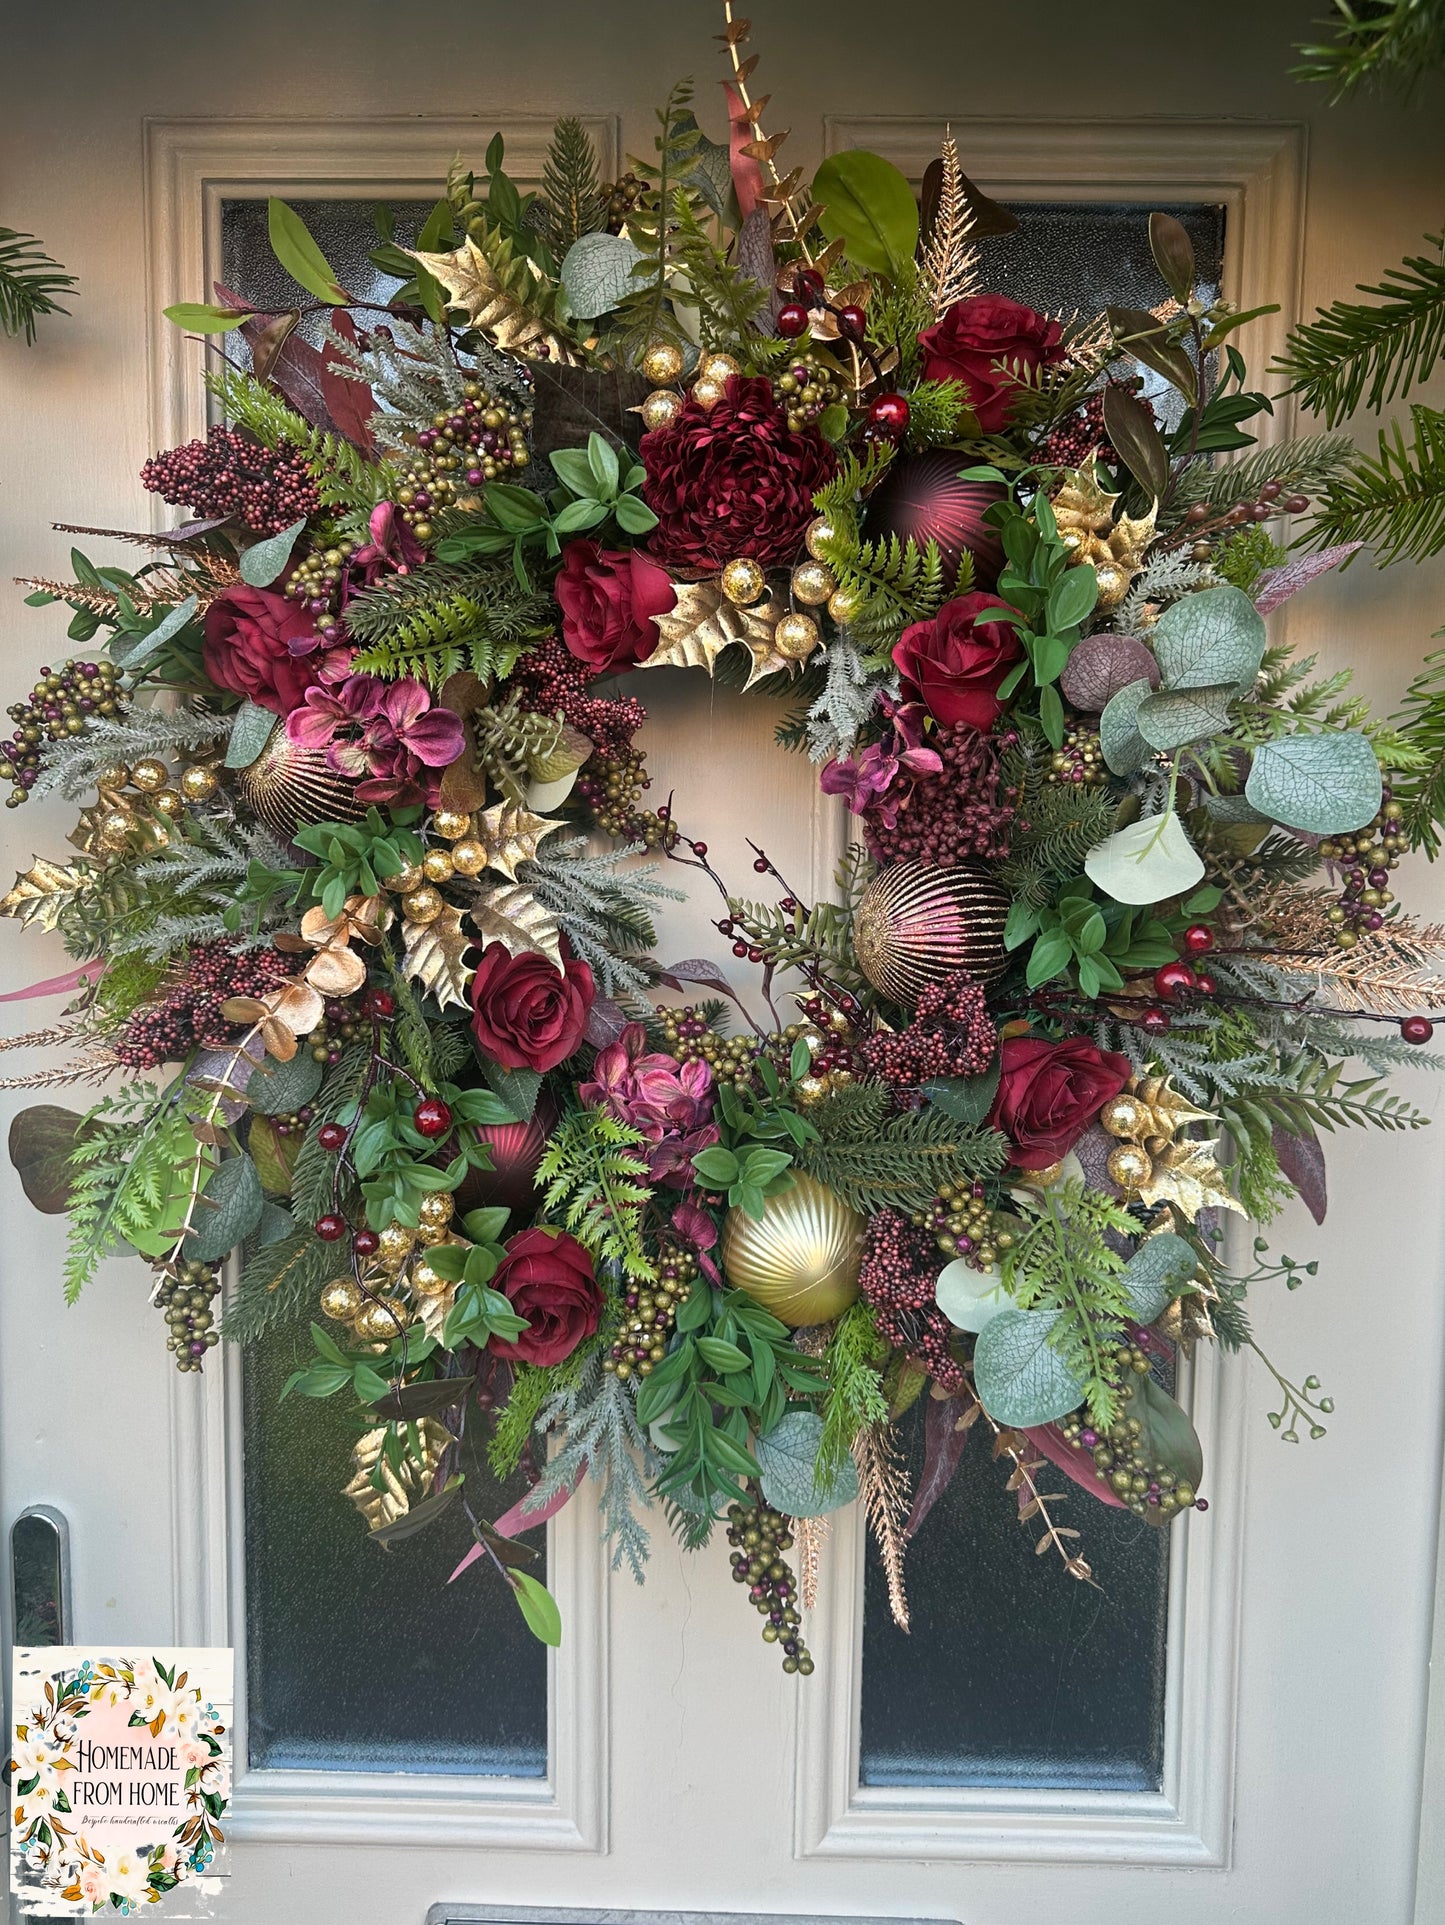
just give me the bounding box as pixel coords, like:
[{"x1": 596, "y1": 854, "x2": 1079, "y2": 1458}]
[
  {"x1": 403, "y1": 884, "x2": 444, "y2": 925},
  {"x1": 418, "y1": 1190, "x2": 456, "y2": 1229},
  {"x1": 451, "y1": 838, "x2": 487, "y2": 877},
  {"x1": 641, "y1": 389, "x2": 684, "y2": 431},
  {"x1": 828, "y1": 583, "x2": 864, "y2": 625},
  {"x1": 690, "y1": 375, "x2": 727, "y2": 412},
  {"x1": 790, "y1": 560, "x2": 836, "y2": 606},
  {"x1": 179, "y1": 763, "x2": 219, "y2": 803},
  {"x1": 423, "y1": 848, "x2": 456, "y2": 883},
  {"x1": 320, "y1": 1277, "x2": 363, "y2": 1322},
  {"x1": 354, "y1": 1296, "x2": 411, "y2": 1341},
  {"x1": 384, "y1": 861, "x2": 424, "y2": 894},
  {"x1": 431, "y1": 809, "x2": 472, "y2": 841},
  {"x1": 150, "y1": 787, "x2": 184, "y2": 818},
  {"x1": 805, "y1": 515, "x2": 837, "y2": 561},
  {"x1": 1106, "y1": 1142, "x2": 1154, "y2": 1190},
  {"x1": 130, "y1": 757, "x2": 169, "y2": 794},
  {"x1": 775, "y1": 612, "x2": 822, "y2": 661},
  {"x1": 1100, "y1": 1093, "x2": 1151, "y2": 1140},
  {"x1": 698, "y1": 350, "x2": 740, "y2": 384},
  {"x1": 720, "y1": 557, "x2": 766, "y2": 606},
  {"x1": 641, "y1": 340, "x2": 685, "y2": 386}
]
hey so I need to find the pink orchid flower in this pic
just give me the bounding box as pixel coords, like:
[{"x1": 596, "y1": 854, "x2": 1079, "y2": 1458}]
[
  {"x1": 286, "y1": 673, "x2": 465, "y2": 805},
  {"x1": 579, "y1": 1023, "x2": 720, "y2": 1185}
]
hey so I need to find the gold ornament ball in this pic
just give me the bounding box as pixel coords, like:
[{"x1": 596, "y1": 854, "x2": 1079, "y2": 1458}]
[
  {"x1": 150, "y1": 787, "x2": 184, "y2": 818},
  {"x1": 720, "y1": 557, "x2": 767, "y2": 606},
  {"x1": 130, "y1": 757, "x2": 169, "y2": 794},
  {"x1": 418, "y1": 1191, "x2": 456, "y2": 1230},
  {"x1": 179, "y1": 763, "x2": 219, "y2": 804},
  {"x1": 97, "y1": 809, "x2": 135, "y2": 853},
  {"x1": 805, "y1": 515, "x2": 836, "y2": 561},
  {"x1": 690, "y1": 375, "x2": 727, "y2": 412},
  {"x1": 320, "y1": 1278, "x2": 363, "y2": 1322},
  {"x1": 721, "y1": 1171, "x2": 864, "y2": 1327},
  {"x1": 1100, "y1": 1093, "x2": 1151, "y2": 1140},
  {"x1": 432, "y1": 809, "x2": 472, "y2": 841},
  {"x1": 375, "y1": 1223, "x2": 414, "y2": 1271},
  {"x1": 451, "y1": 838, "x2": 487, "y2": 878},
  {"x1": 698, "y1": 351, "x2": 740, "y2": 384},
  {"x1": 409, "y1": 1254, "x2": 453, "y2": 1297},
  {"x1": 827, "y1": 583, "x2": 864, "y2": 625},
  {"x1": 384, "y1": 861, "x2": 424, "y2": 895},
  {"x1": 790, "y1": 560, "x2": 836, "y2": 606},
  {"x1": 1106, "y1": 1142, "x2": 1154, "y2": 1190},
  {"x1": 94, "y1": 763, "x2": 129, "y2": 791},
  {"x1": 414, "y1": 1221, "x2": 450, "y2": 1247},
  {"x1": 423, "y1": 848, "x2": 456, "y2": 884},
  {"x1": 354, "y1": 1296, "x2": 411, "y2": 1342},
  {"x1": 641, "y1": 389, "x2": 684, "y2": 431},
  {"x1": 853, "y1": 859, "x2": 1011, "y2": 1002},
  {"x1": 775, "y1": 612, "x2": 822, "y2": 661},
  {"x1": 403, "y1": 884, "x2": 445, "y2": 925},
  {"x1": 641, "y1": 340, "x2": 685, "y2": 386},
  {"x1": 1094, "y1": 561, "x2": 1130, "y2": 609}
]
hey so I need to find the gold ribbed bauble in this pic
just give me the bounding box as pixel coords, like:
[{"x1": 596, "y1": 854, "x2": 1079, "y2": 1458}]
[
  {"x1": 721, "y1": 1172, "x2": 864, "y2": 1327},
  {"x1": 852, "y1": 860, "x2": 1010, "y2": 1004},
  {"x1": 235, "y1": 730, "x2": 368, "y2": 841}
]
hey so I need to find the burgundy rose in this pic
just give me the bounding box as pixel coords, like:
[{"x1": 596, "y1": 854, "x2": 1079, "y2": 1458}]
[
  {"x1": 640, "y1": 375, "x2": 836, "y2": 570},
  {"x1": 989, "y1": 1035, "x2": 1131, "y2": 1171},
  {"x1": 892, "y1": 593, "x2": 1024, "y2": 731},
  {"x1": 918, "y1": 293, "x2": 1066, "y2": 434},
  {"x1": 487, "y1": 1226, "x2": 603, "y2": 1366},
  {"x1": 555, "y1": 541, "x2": 676, "y2": 674},
  {"x1": 469, "y1": 942, "x2": 595, "y2": 1073},
  {"x1": 202, "y1": 586, "x2": 325, "y2": 715}
]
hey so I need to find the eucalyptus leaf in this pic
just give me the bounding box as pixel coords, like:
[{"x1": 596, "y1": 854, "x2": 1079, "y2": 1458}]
[
  {"x1": 934, "y1": 1259, "x2": 1009, "y2": 1334},
  {"x1": 1244, "y1": 730, "x2": 1383, "y2": 835},
  {"x1": 973, "y1": 1308, "x2": 1087, "y2": 1428},
  {"x1": 184, "y1": 1153, "x2": 265, "y2": 1263},
  {"x1": 1119, "y1": 1233, "x2": 1198, "y2": 1324},
  {"x1": 1135, "y1": 683, "x2": 1236, "y2": 751},
  {"x1": 224, "y1": 700, "x2": 279, "y2": 771},
  {"x1": 247, "y1": 1049, "x2": 323, "y2": 1117},
  {"x1": 559, "y1": 231, "x2": 644, "y2": 321},
  {"x1": 239, "y1": 516, "x2": 309, "y2": 588},
  {"x1": 1099, "y1": 677, "x2": 1154, "y2": 775},
  {"x1": 1150, "y1": 585, "x2": 1266, "y2": 694},
  {"x1": 812, "y1": 150, "x2": 920, "y2": 279},
  {"x1": 755, "y1": 1409, "x2": 860, "y2": 1517},
  {"x1": 112, "y1": 595, "x2": 198, "y2": 672},
  {"x1": 1085, "y1": 812, "x2": 1206, "y2": 906}
]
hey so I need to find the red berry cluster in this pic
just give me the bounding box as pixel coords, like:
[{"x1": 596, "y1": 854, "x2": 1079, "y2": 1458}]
[
  {"x1": 509, "y1": 635, "x2": 647, "y2": 763},
  {"x1": 114, "y1": 941, "x2": 295, "y2": 1068},
  {"x1": 141, "y1": 425, "x2": 321, "y2": 535},
  {"x1": 858, "y1": 1208, "x2": 964, "y2": 1389},
  {"x1": 865, "y1": 725, "x2": 1015, "y2": 868},
  {"x1": 859, "y1": 971, "x2": 997, "y2": 1088},
  {"x1": 1036, "y1": 387, "x2": 1122, "y2": 472}
]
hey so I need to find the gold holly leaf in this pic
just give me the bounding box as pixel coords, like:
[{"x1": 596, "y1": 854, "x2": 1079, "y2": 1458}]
[
  {"x1": 470, "y1": 883, "x2": 564, "y2": 971},
  {"x1": 474, "y1": 802, "x2": 567, "y2": 882},
  {"x1": 1135, "y1": 1136, "x2": 1246, "y2": 1222},
  {"x1": 401, "y1": 903, "x2": 474, "y2": 1012},
  {"x1": 406, "y1": 237, "x2": 581, "y2": 365},
  {"x1": 0, "y1": 857, "x2": 92, "y2": 932},
  {"x1": 641, "y1": 582, "x2": 795, "y2": 679},
  {"x1": 344, "y1": 1419, "x2": 453, "y2": 1532}
]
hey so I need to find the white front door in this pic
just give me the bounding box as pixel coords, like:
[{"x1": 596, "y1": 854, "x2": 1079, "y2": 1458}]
[{"x1": 3, "y1": 9, "x2": 1443, "y2": 1924}]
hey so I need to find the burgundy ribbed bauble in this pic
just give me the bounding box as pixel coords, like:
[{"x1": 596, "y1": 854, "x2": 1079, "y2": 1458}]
[
  {"x1": 853, "y1": 860, "x2": 1010, "y2": 1005},
  {"x1": 864, "y1": 451, "x2": 1007, "y2": 591},
  {"x1": 455, "y1": 1089, "x2": 560, "y2": 1216}
]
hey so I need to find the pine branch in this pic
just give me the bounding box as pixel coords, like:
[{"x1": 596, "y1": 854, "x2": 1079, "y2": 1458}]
[
  {"x1": 1390, "y1": 645, "x2": 1445, "y2": 854},
  {"x1": 539, "y1": 116, "x2": 606, "y2": 253},
  {"x1": 819, "y1": 1299, "x2": 889, "y2": 1480},
  {"x1": 1164, "y1": 432, "x2": 1355, "y2": 524},
  {"x1": 1275, "y1": 233, "x2": 1445, "y2": 424},
  {"x1": 1294, "y1": 0, "x2": 1445, "y2": 101},
  {"x1": 0, "y1": 226, "x2": 76, "y2": 343},
  {"x1": 798, "y1": 1106, "x2": 1007, "y2": 1213},
  {"x1": 529, "y1": 1349, "x2": 654, "y2": 1579},
  {"x1": 1309, "y1": 405, "x2": 1445, "y2": 563},
  {"x1": 223, "y1": 1227, "x2": 336, "y2": 1341}
]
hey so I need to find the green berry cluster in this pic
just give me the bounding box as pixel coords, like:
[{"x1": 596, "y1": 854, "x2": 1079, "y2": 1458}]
[
  {"x1": 726, "y1": 1498, "x2": 814, "y2": 1673},
  {"x1": 155, "y1": 1260, "x2": 219, "y2": 1373},
  {"x1": 1056, "y1": 1343, "x2": 1199, "y2": 1520}
]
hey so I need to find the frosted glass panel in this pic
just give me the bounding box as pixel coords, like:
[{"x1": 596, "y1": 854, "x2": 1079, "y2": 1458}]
[{"x1": 220, "y1": 197, "x2": 435, "y2": 344}]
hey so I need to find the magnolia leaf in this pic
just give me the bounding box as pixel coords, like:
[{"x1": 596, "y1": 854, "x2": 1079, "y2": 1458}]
[
  {"x1": 224, "y1": 700, "x2": 278, "y2": 770},
  {"x1": 934, "y1": 1258, "x2": 1009, "y2": 1334},
  {"x1": 1102, "y1": 381, "x2": 1170, "y2": 499},
  {"x1": 973, "y1": 1307, "x2": 1087, "y2": 1429},
  {"x1": 402, "y1": 903, "x2": 475, "y2": 1012},
  {"x1": 1149, "y1": 211, "x2": 1196, "y2": 303},
  {"x1": 8, "y1": 1105, "x2": 88, "y2": 1213},
  {"x1": 1151, "y1": 584, "x2": 1266, "y2": 693},
  {"x1": 1135, "y1": 683, "x2": 1236, "y2": 750},
  {"x1": 239, "y1": 517, "x2": 309, "y2": 589},
  {"x1": 812, "y1": 150, "x2": 920, "y2": 279},
  {"x1": 247, "y1": 1115, "x2": 300, "y2": 1197},
  {"x1": 1099, "y1": 677, "x2": 1154, "y2": 775},
  {"x1": 246, "y1": 1048, "x2": 323, "y2": 1117},
  {"x1": 184, "y1": 1152, "x2": 265, "y2": 1263},
  {"x1": 1245, "y1": 730, "x2": 1382, "y2": 835},
  {"x1": 267, "y1": 199, "x2": 349, "y2": 304},
  {"x1": 470, "y1": 884, "x2": 563, "y2": 971},
  {"x1": 0, "y1": 857, "x2": 91, "y2": 932},
  {"x1": 511, "y1": 1569, "x2": 563, "y2": 1646},
  {"x1": 1133, "y1": 1376, "x2": 1204, "y2": 1524},
  {"x1": 755, "y1": 1409, "x2": 860, "y2": 1517},
  {"x1": 1060, "y1": 632, "x2": 1161, "y2": 712},
  {"x1": 1119, "y1": 1232, "x2": 1198, "y2": 1324},
  {"x1": 1272, "y1": 1122, "x2": 1327, "y2": 1225},
  {"x1": 559, "y1": 231, "x2": 644, "y2": 320},
  {"x1": 1107, "y1": 304, "x2": 1198, "y2": 402},
  {"x1": 474, "y1": 802, "x2": 567, "y2": 882},
  {"x1": 1085, "y1": 811, "x2": 1205, "y2": 906}
]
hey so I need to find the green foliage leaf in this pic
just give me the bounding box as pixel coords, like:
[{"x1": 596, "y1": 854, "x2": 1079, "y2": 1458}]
[
  {"x1": 1245, "y1": 729, "x2": 1383, "y2": 834},
  {"x1": 512, "y1": 1569, "x2": 563, "y2": 1646},
  {"x1": 1085, "y1": 812, "x2": 1206, "y2": 906},
  {"x1": 755, "y1": 1408, "x2": 860, "y2": 1517},
  {"x1": 812, "y1": 150, "x2": 920, "y2": 280},
  {"x1": 163, "y1": 303, "x2": 250, "y2": 333},
  {"x1": 1135, "y1": 684, "x2": 1237, "y2": 750},
  {"x1": 267, "y1": 198, "x2": 349, "y2": 304},
  {"x1": 560, "y1": 231, "x2": 644, "y2": 320},
  {"x1": 973, "y1": 1307, "x2": 1087, "y2": 1428},
  {"x1": 247, "y1": 1049, "x2": 324, "y2": 1116}
]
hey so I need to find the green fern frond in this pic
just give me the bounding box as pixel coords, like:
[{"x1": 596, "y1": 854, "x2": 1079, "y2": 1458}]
[
  {"x1": 536, "y1": 1107, "x2": 654, "y2": 1281},
  {"x1": 0, "y1": 226, "x2": 76, "y2": 343},
  {"x1": 206, "y1": 366, "x2": 394, "y2": 512},
  {"x1": 1309, "y1": 404, "x2": 1445, "y2": 564},
  {"x1": 1275, "y1": 233, "x2": 1445, "y2": 423}
]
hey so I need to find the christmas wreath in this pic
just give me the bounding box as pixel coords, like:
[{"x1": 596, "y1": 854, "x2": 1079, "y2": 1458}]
[{"x1": 6, "y1": 16, "x2": 1444, "y2": 1665}]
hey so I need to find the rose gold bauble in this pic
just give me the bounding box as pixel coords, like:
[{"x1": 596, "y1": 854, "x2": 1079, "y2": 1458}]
[
  {"x1": 721, "y1": 1171, "x2": 864, "y2": 1327},
  {"x1": 853, "y1": 860, "x2": 1010, "y2": 1004},
  {"x1": 235, "y1": 730, "x2": 368, "y2": 841},
  {"x1": 863, "y1": 452, "x2": 1007, "y2": 591},
  {"x1": 455, "y1": 1089, "x2": 560, "y2": 1216}
]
